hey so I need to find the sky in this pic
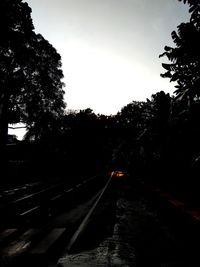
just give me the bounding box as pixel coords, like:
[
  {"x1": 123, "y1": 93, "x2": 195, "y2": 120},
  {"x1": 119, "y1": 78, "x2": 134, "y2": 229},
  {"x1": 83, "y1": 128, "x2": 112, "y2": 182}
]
[{"x1": 10, "y1": 0, "x2": 190, "y2": 139}]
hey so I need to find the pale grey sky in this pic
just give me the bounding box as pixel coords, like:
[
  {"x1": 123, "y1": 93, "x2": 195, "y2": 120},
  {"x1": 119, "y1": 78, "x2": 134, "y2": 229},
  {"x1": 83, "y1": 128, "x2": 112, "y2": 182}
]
[
  {"x1": 11, "y1": 0, "x2": 190, "y2": 139},
  {"x1": 23, "y1": 0, "x2": 189, "y2": 115}
]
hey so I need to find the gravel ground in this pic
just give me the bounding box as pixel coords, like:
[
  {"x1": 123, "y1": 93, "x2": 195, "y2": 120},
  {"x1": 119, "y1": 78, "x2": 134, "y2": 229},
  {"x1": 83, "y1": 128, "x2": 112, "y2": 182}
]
[{"x1": 57, "y1": 176, "x2": 200, "y2": 267}]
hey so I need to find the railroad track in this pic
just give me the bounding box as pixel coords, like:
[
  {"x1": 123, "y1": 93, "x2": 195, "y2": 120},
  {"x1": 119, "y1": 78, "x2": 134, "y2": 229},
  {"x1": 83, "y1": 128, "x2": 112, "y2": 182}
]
[
  {"x1": 0, "y1": 172, "x2": 106, "y2": 228},
  {"x1": 0, "y1": 182, "x2": 44, "y2": 205},
  {"x1": 0, "y1": 171, "x2": 119, "y2": 267}
]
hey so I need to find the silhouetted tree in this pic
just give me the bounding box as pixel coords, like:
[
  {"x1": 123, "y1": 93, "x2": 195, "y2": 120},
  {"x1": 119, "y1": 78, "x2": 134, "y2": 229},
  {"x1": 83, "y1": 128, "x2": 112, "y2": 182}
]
[
  {"x1": 23, "y1": 34, "x2": 66, "y2": 141},
  {"x1": 113, "y1": 92, "x2": 172, "y2": 177},
  {"x1": 51, "y1": 109, "x2": 117, "y2": 176},
  {"x1": 160, "y1": 0, "x2": 200, "y2": 111},
  {"x1": 151, "y1": 91, "x2": 171, "y2": 129},
  {"x1": 0, "y1": 0, "x2": 32, "y2": 145},
  {"x1": 112, "y1": 100, "x2": 153, "y2": 171},
  {"x1": 117, "y1": 101, "x2": 154, "y2": 136},
  {"x1": 0, "y1": 0, "x2": 66, "y2": 145}
]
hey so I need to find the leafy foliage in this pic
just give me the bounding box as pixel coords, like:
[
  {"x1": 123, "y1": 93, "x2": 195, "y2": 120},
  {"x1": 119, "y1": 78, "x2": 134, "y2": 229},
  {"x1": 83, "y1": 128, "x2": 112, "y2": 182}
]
[
  {"x1": 22, "y1": 33, "x2": 66, "y2": 139},
  {"x1": 160, "y1": 0, "x2": 200, "y2": 102},
  {"x1": 0, "y1": 0, "x2": 66, "y2": 144}
]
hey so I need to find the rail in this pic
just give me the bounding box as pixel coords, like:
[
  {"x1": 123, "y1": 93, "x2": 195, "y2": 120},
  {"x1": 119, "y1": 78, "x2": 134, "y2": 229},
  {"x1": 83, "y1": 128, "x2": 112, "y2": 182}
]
[{"x1": 0, "y1": 171, "x2": 118, "y2": 267}]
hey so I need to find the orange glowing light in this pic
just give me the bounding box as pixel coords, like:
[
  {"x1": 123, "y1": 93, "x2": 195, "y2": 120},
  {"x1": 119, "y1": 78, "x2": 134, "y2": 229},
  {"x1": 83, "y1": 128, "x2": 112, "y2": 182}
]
[
  {"x1": 109, "y1": 170, "x2": 125, "y2": 177},
  {"x1": 114, "y1": 171, "x2": 125, "y2": 177}
]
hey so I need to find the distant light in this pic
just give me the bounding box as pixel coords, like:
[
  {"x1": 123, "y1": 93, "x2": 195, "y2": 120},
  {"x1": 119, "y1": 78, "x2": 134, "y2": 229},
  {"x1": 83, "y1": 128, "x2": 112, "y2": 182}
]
[{"x1": 110, "y1": 170, "x2": 125, "y2": 177}]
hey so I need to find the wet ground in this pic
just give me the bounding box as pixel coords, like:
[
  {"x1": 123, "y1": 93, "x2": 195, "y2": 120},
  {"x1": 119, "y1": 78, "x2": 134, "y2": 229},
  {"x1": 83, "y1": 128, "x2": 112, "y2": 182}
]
[{"x1": 57, "y1": 175, "x2": 200, "y2": 267}]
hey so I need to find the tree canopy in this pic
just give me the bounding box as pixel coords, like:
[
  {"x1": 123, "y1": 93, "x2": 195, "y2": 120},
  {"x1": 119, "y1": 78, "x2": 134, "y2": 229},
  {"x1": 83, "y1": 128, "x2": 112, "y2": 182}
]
[
  {"x1": 160, "y1": 0, "x2": 200, "y2": 104},
  {"x1": 0, "y1": 0, "x2": 66, "y2": 144}
]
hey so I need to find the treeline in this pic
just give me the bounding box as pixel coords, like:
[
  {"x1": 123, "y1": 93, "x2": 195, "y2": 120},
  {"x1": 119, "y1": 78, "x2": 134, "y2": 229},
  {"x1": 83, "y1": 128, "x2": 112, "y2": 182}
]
[
  {"x1": 9, "y1": 88, "x2": 199, "y2": 193},
  {"x1": 114, "y1": 92, "x2": 200, "y2": 191}
]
